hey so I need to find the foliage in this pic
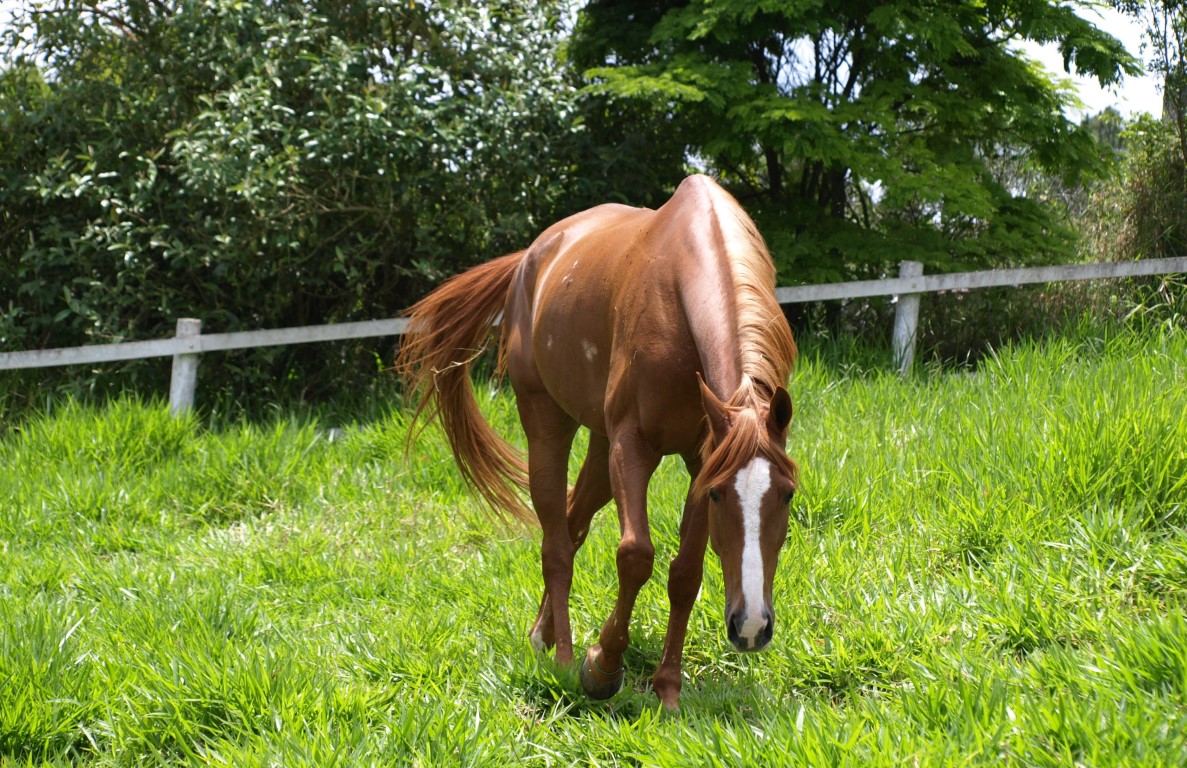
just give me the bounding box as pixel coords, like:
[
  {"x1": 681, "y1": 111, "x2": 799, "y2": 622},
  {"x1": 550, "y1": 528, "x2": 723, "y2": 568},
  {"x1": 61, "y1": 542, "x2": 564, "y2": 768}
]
[
  {"x1": 2, "y1": 324, "x2": 1187, "y2": 764},
  {"x1": 1083, "y1": 115, "x2": 1186, "y2": 263},
  {"x1": 571, "y1": 0, "x2": 1141, "y2": 284},
  {"x1": 0, "y1": 0, "x2": 1172, "y2": 407},
  {"x1": 1084, "y1": 4, "x2": 1186, "y2": 309},
  {"x1": 0, "y1": 0, "x2": 582, "y2": 400},
  {"x1": 1112, "y1": 0, "x2": 1187, "y2": 164}
]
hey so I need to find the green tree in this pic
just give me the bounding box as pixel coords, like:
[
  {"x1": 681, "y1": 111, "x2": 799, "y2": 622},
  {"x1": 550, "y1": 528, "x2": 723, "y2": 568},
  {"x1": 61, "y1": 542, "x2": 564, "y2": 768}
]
[
  {"x1": 1096, "y1": 2, "x2": 1185, "y2": 272},
  {"x1": 571, "y1": 0, "x2": 1141, "y2": 283},
  {"x1": 0, "y1": 0, "x2": 581, "y2": 401},
  {"x1": 1111, "y1": 1, "x2": 1187, "y2": 163},
  {"x1": 1084, "y1": 115, "x2": 1185, "y2": 263}
]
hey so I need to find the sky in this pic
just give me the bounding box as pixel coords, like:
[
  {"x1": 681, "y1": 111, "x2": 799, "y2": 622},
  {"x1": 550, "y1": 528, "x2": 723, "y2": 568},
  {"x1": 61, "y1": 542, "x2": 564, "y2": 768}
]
[
  {"x1": 1019, "y1": 5, "x2": 1165, "y2": 120},
  {"x1": 0, "y1": 0, "x2": 1166, "y2": 120}
]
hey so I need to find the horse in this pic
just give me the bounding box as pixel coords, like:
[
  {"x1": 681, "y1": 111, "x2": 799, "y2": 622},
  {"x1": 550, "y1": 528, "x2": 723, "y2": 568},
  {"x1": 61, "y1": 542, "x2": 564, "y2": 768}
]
[{"x1": 396, "y1": 174, "x2": 798, "y2": 708}]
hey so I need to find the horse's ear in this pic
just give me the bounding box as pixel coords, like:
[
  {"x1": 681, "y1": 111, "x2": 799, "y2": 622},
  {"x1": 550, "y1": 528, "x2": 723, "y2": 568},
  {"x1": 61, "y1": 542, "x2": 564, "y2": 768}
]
[
  {"x1": 769, "y1": 386, "x2": 793, "y2": 433},
  {"x1": 698, "y1": 373, "x2": 730, "y2": 441}
]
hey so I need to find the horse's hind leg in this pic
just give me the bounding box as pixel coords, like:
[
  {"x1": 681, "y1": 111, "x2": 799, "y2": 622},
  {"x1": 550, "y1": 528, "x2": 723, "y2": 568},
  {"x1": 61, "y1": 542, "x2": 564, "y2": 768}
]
[
  {"x1": 530, "y1": 431, "x2": 612, "y2": 652},
  {"x1": 516, "y1": 392, "x2": 580, "y2": 665},
  {"x1": 581, "y1": 429, "x2": 661, "y2": 699}
]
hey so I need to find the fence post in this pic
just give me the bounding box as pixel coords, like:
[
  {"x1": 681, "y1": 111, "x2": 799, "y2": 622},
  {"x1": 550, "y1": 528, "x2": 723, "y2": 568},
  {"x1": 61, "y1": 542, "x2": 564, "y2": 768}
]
[
  {"x1": 169, "y1": 318, "x2": 202, "y2": 415},
  {"x1": 891, "y1": 260, "x2": 924, "y2": 375}
]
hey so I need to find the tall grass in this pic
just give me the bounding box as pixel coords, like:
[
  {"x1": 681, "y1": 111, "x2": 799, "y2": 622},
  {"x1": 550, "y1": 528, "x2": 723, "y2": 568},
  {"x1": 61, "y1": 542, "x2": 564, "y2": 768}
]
[{"x1": 2, "y1": 325, "x2": 1186, "y2": 766}]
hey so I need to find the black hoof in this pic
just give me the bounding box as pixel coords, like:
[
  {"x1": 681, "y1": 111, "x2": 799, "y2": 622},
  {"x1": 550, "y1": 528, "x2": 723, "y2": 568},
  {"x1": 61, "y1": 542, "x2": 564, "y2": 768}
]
[{"x1": 579, "y1": 647, "x2": 625, "y2": 700}]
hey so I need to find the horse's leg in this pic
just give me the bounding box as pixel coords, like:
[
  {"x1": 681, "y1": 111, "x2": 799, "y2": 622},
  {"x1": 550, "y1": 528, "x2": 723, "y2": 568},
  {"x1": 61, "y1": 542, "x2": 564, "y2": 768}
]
[
  {"x1": 652, "y1": 461, "x2": 710, "y2": 709},
  {"x1": 580, "y1": 429, "x2": 661, "y2": 699},
  {"x1": 530, "y1": 431, "x2": 612, "y2": 653},
  {"x1": 517, "y1": 392, "x2": 580, "y2": 665}
]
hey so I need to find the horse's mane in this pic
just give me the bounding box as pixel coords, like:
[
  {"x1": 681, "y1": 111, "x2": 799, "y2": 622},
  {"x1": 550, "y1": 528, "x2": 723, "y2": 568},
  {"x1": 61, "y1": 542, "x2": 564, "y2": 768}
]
[
  {"x1": 694, "y1": 377, "x2": 799, "y2": 499},
  {"x1": 693, "y1": 187, "x2": 799, "y2": 498},
  {"x1": 715, "y1": 193, "x2": 797, "y2": 392}
]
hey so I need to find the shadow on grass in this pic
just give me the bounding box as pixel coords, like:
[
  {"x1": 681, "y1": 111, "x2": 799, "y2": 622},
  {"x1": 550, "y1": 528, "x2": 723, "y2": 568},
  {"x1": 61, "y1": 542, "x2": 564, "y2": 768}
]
[
  {"x1": 504, "y1": 652, "x2": 657, "y2": 723},
  {"x1": 515, "y1": 634, "x2": 827, "y2": 721}
]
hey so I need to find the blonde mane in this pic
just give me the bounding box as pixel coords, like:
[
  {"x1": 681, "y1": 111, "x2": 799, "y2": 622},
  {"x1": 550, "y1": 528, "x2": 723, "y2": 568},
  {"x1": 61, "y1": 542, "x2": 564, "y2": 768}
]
[
  {"x1": 693, "y1": 377, "x2": 799, "y2": 499},
  {"x1": 693, "y1": 188, "x2": 799, "y2": 499},
  {"x1": 714, "y1": 191, "x2": 797, "y2": 395}
]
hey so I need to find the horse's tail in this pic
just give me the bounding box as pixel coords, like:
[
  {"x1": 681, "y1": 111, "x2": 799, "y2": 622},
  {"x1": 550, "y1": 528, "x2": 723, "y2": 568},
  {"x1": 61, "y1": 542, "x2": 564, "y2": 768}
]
[{"x1": 396, "y1": 251, "x2": 534, "y2": 527}]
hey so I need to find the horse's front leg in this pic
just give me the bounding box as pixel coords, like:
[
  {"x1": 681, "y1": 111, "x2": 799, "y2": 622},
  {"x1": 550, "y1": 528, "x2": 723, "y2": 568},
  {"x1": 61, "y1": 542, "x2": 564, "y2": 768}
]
[
  {"x1": 652, "y1": 482, "x2": 710, "y2": 709},
  {"x1": 580, "y1": 431, "x2": 660, "y2": 699}
]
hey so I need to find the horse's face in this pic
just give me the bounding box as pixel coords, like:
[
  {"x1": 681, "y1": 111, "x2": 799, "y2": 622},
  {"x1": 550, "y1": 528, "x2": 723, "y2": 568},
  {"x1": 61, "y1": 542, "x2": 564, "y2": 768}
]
[
  {"x1": 699, "y1": 379, "x2": 796, "y2": 653},
  {"x1": 707, "y1": 453, "x2": 794, "y2": 652}
]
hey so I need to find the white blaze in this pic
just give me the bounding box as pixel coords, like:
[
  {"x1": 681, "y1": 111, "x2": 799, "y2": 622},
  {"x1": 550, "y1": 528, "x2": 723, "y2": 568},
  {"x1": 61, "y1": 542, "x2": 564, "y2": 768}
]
[{"x1": 734, "y1": 456, "x2": 771, "y2": 643}]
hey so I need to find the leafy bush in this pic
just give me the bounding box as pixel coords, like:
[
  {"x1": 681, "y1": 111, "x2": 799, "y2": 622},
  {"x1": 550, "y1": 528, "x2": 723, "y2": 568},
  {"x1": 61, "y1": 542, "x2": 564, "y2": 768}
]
[
  {"x1": 0, "y1": 0, "x2": 582, "y2": 402},
  {"x1": 1084, "y1": 115, "x2": 1186, "y2": 263}
]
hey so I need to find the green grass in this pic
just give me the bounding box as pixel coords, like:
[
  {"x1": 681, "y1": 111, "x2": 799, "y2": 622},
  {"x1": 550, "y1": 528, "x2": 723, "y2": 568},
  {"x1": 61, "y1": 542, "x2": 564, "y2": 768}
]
[{"x1": 2, "y1": 326, "x2": 1187, "y2": 766}]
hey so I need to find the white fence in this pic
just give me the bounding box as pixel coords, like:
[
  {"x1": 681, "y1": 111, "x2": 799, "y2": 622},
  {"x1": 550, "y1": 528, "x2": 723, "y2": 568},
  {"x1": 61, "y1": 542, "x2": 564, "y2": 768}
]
[{"x1": 1, "y1": 257, "x2": 1184, "y2": 414}]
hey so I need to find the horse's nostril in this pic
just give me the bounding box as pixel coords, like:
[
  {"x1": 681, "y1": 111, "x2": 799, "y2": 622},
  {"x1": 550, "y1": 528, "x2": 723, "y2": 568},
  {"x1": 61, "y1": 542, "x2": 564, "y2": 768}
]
[
  {"x1": 727, "y1": 611, "x2": 744, "y2": 648},
  {"x1": 759, "y1": 610, "x2": 775, "y2": 647}
]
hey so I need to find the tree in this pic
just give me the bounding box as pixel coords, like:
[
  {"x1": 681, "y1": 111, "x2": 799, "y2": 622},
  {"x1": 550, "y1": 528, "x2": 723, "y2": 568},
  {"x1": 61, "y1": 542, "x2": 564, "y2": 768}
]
[
  {"x1": 0, "y1": 0, "x2": 583, "y2": 401},
  {"x1": 571, "y1": 0, "x2": 1141, "y2": 284},
  {"x1": 1099, "y1": 2, "x2": 1185, "y2": 268},
  {"x1": 1111, "y1": 0, "x2": 1187, "y2": 165},
  {"x1": 1082, "y1": 116, "x2": 1185, "y2": 264}
]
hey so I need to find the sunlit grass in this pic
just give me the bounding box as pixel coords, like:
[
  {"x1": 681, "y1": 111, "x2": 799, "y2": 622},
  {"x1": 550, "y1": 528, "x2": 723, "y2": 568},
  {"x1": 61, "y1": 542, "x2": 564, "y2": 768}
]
[{"x1": 2, "y1": 325, "x2": 1186, "y2": 765}]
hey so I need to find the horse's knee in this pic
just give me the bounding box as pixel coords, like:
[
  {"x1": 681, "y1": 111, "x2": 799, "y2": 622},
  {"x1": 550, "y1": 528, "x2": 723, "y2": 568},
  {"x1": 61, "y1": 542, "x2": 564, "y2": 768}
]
[{"x1": 616, "y1": 538, "x2": 655, "y2": 585}]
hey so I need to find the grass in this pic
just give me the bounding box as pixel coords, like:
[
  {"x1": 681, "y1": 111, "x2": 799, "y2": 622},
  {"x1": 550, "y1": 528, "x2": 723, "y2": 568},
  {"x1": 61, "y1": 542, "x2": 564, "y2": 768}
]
[{"x1": 2, "y1": 324, "x2": 1186, "y2": 766}]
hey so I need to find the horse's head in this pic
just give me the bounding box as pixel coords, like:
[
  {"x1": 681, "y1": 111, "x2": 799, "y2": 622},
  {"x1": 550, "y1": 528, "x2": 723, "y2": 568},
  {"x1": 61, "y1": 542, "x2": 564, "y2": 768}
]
[{"x1": 696, "y1": 375, "x2": 797, "y2": 652}]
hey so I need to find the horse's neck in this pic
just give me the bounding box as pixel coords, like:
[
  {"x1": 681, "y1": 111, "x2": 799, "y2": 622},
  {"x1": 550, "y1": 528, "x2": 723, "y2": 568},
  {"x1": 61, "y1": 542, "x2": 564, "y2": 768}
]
[{"x1": 681, "y1": 254, "x2": 744, "y2": 402}]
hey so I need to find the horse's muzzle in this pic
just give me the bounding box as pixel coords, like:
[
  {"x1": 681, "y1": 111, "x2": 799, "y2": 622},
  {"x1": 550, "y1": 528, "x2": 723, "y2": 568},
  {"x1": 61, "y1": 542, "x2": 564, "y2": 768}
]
[{"x1": 727, "y1": 606, "x2": 774, "y2": 652}]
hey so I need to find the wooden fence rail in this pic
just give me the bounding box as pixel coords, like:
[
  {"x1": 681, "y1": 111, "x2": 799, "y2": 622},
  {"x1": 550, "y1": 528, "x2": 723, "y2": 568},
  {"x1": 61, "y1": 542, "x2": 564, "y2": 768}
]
[{"x1": 1, "y1": 257, "x2": 1184, "y2": 414}]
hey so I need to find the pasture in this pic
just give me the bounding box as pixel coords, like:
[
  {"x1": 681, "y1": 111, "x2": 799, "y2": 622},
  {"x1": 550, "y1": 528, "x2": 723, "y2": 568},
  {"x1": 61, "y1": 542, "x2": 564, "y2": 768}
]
[{"x1": 2, "y1": 326, "x2": 1186, "y2": 766}]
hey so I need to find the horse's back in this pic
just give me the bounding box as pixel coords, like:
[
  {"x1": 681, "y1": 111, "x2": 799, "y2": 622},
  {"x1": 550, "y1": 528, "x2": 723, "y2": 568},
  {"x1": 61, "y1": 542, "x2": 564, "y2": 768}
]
[
  {"x1": 502, "y1": 203, "x2": 655, "y2": 428},
  {"x1": 504, "y1": 176, "x2": 775, "y2": 453}
]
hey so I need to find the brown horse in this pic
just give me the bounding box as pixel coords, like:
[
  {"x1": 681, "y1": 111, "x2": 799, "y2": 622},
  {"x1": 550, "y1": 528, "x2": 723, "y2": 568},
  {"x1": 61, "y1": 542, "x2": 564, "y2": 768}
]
[{"x1": 397, "y1": 174, "x2": 798, "y2": 708}]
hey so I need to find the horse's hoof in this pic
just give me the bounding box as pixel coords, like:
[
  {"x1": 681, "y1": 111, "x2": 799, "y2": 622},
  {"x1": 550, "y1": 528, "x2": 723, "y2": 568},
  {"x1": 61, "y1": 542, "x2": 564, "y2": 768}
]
[
  {"x1": 579, "y1": 646, "x2": 625, "y2": 700},
  {"x1": 652, "y1": 670, "x2": 682, "y2": 710}
]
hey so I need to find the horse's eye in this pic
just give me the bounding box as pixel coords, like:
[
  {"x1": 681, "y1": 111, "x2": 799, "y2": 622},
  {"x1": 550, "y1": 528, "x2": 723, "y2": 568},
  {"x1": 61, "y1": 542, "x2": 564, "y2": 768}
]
[
  {"x1": 783, "y1": 490, "x2": 795, "y2": 505},
  {"x1": 708, "y1": 488, "x2": 722, "y2": 503}
]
